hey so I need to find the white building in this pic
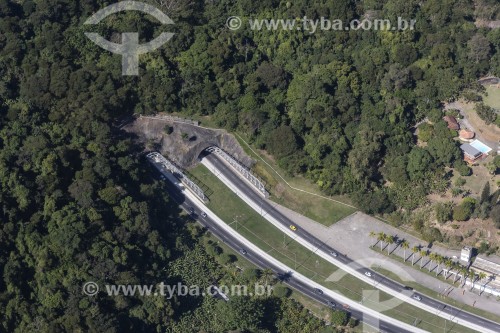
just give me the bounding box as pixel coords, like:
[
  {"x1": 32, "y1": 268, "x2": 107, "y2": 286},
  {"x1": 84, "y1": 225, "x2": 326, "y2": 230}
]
[{"x1": 460, "y1": 247, "x2": 472, "y2": 263}]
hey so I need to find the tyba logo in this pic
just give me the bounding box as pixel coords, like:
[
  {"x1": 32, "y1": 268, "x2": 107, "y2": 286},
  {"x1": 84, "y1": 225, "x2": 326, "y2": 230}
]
[{"x1": 84, "y1": 1, "x2": 174, "y2": 75}]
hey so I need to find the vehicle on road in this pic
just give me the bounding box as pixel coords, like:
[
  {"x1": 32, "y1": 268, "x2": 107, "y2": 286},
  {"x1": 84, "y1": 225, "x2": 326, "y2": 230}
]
[
  {"x1": 189, "y1": 207, "x2": 195, "y2": 214},
  {"x1": 364, "y1": 271, "x2": 372, "y2": 277},
  {"x1": 201, "y1": 211, "x2": 207, "y2": 218},
  {"x1": 326, "y1": 300, "x2": 336, "y2": 308},
  {"x1": 330, "y1": 251, "x2": 338, "y2": 257},
  {"x1": 239, "y1": 249, "x2": 247, "y2": 255},
  {"x1": 404, "y1": 286, "x2": 413, "y2": 290},
  {"x1": 412, "y1": 295, "x2": 422, "y2": 301},
  {"x1": 314, "y1": 288, "x2": 323, "y2": 295},
  {"x1": 289, "y1": 225, "x2": 297, "y2": 231}
]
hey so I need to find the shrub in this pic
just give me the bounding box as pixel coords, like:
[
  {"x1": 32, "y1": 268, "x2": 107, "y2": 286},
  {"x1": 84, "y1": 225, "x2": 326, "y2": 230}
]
[
  {"x1": 206, "y1": 244, "x2": 222, "y2": 257},
  {"x1": 475, "y1": 103, "x2": 497, "y2": 125},
  {"x1": 454, "y1": 177, "x2": 466, "y2": 187},
  {"x1": 451, "y1": 187, "x2": 463, "y2": 197},
  {"x1": 164, "y1": 125, "x2": 173, "y2": 134},
  {"x1": 330, "y1": 310, "x2": 348, "y2": 327},
  {"x1": 457, "y1": 164, "x2": 472, "y2": 176},
  {"x1": 417, "y1": 123, "x2": 434, "y2": 142},
  {"x1": 452, "y1": 198, "x2": 476, "y2": 221},
  {"x1": 435, "y1": 202, "x2": 453, "y2": 223},
  {"x1": 428, "y1": 109, "x2": 442, "y2": 123},
  {"x1": 242, "y1": 268, "x2": 260, "y2": 281},
  {"x1": 449, "y1": 235, "x2": 464, "y2": 246},
  {"x1": 491, "y1": 205, "x2": 500, "y2": 228},
  {"x1": 272, "y1": 285, "x2": 291, "y2": 298},
  {"x1": 478, "y1": 241, "x2": 490, "y2": 254},
  {"x1": 422, "y1": 227, "x2": 443, "y2": 243},
  {"x1": 218, "y1": 253, "x2": 235, "y2": 265}
]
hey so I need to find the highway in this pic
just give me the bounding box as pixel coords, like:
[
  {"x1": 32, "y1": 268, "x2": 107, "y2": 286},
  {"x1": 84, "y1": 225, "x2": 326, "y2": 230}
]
[
  {"x1": 201, "y1": 151, "x2": 500, "y2": 333},
  {"x1": 155, "y1": 167, "x2": 423, "y2": 333}
]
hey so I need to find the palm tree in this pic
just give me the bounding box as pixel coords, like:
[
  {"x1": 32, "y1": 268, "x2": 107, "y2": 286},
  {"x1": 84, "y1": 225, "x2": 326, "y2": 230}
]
[
  {"x1": 469, "y1": 269, "x2": 477, "y2": 291},
  {"x1": 401, "y1": 240, "x2": 410, "y2": 262},
  {"x1": 411, "y1": 246, "x2": 419, "y2": 266},
  {"x1": 377, "y1": 232, "x2": 386, "y2": 251},
  {"x1": 419, "y1": 250, "x2": 428, "y2": 269},
  {"x1": 428, "y1": 253, "x2": 437, "y2": 272},
  {"x1": 435, "y1": 255, "x2": 444, "y2": 276},
  {"x1": 478, "y1": 272, "x2": 488, "y2": 295},
  {"x1": 460, "y1": 267, "x2": 469, "y2": 287},
  {"x1": 453, "y1": 264, "x2": 462, "y2": 284},
  {"x1": 261, "y1": 268, "x2": 274, "y2": 285},
  {"x1": 444, "y1": 259, "x2": 453, "y2": 279},
  {"x1": 385, "y1": 235, "x2": 395, "y2": 254},
  {"x1": 369, "y1": 231, "x2": 377, "y2": 247}
]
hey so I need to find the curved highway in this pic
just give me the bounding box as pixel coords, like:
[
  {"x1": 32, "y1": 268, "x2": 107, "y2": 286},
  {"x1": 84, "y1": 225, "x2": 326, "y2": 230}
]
[
  {"x1": 160, "y1": 171, "x2": 419, "y2": 333},
  {"x1": 201, "y1": 151, "x2": 500, "y2": 333}
]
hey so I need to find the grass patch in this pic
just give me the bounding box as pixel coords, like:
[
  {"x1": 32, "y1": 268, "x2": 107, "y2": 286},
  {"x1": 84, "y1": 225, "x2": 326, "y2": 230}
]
[
  {"x1": 484, "y1": 86, "x2": 500, "y2": 110},
  {"x1": 188, "y1": 163, "x2": 480, "y2": 333},
  {"x1": 233, "y1": 135, "x2": 357, "y2": 227}
]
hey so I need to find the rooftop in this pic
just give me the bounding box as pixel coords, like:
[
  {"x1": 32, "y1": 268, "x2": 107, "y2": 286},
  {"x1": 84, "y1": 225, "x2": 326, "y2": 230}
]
[
  {"x1": 460, "y1": 143, "x2": 482, "y2": 158},
  {"x1": 472, "y1": 256, "x2": 500, "y2": 276},
  {"x1": 443, "y1": 115, "x2": 460, "y2": 130},
  {"x1": 459, "y1": 129, "x2": 475, "y2": 140}
]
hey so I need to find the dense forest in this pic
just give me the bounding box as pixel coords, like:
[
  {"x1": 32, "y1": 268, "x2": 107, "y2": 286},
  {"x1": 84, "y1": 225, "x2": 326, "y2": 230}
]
[{"x1": 0, "y1": 0, "x2": 499, "y2": 332}]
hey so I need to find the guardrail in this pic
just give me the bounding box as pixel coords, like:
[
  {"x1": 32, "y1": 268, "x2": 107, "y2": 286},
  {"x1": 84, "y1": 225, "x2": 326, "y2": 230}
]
[
  {"x1": 147, "y1": 152, "x2": 208, "y2": 203},
  {"x1": 205, "y1": 146, "x2": 269, "y2": 198}
]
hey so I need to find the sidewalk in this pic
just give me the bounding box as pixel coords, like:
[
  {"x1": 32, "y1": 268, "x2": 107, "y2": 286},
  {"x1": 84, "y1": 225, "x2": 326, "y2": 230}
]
[{"x1": 271, "y1": 203, "x2": 500, "y2": 316}]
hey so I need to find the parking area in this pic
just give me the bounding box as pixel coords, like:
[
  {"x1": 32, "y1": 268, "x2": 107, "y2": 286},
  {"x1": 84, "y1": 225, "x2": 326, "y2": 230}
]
[{"x1": 273, "y1": 204, "x2": 500, "y2": 315}]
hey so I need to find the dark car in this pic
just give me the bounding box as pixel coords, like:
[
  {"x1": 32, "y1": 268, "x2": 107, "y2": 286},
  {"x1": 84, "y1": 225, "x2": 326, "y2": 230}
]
[
  {"x1": 314, "y1": 288, "x2": 323, "y2": 295},
  {"x1": 239, "y1": 249, "x2": 247, "y2": 255},
  {"x1": 326, "y1": 300, "x2": 336, "y2": 308}
]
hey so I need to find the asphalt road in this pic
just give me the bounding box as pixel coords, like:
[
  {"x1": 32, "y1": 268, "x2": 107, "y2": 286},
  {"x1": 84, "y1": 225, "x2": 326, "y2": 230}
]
[
  {"x1": 202, "y1": 152, "x2": 500, "y2": 333},
  {"x1": 160, "y1": 172, "x2": 416, "y2": 333}
]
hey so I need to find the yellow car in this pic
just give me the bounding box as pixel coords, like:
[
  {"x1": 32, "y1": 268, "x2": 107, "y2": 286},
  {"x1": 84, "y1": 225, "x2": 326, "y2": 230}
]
[{"x1": 289, "y1": 225, "x2": 297, "y2": 231}]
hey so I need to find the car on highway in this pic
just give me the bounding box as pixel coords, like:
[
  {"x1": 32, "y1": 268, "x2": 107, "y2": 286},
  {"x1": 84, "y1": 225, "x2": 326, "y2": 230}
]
[
  {"x1": 412, "y1": 295, "x2": 422, "y2": 301},
  {"x1": 201, "y1": 211, "x2": 207, "y2": 218},
  {"x1": 330, "y1": 251, "x2": 338, "y2": 257},
  {"x1": 239, "y1": 249, "x2": 247, "y2": 255},
  {"x1": 314, "y1": 288, "x2": 323, "y2": 295},
  {"x1": 289, "y1": 225, "x2": 297, "y2": 231},
  {"x1": 189, "y1": 207, "x2": 195, "y2": 214},
  {"x1": 364, "y1": 271, "x2": 372, "y2": 277},
  {"x1": 326, "y1": 300, "x2": 336, "y2": 308}
]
